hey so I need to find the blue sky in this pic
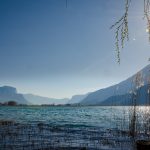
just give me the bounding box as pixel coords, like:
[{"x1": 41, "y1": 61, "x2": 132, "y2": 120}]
[{"x1": 0, "y1": 0, "x2": 149, "y2": 98}]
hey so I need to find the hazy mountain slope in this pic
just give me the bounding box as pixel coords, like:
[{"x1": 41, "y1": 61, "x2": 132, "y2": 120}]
[
  {"x1": 23, "y1": 94, "x2": 69, "y2": 105},
  {"x1": 99, "y1": 84, "x2": 149, "y2": 105},
  {"x1": 81, "y1": 64, "x2": 150, "y2": 105},
  {"x1": 67, "y1": 93, "x2": 89, "y2": 104},
  {"x1": 0, "y1": 86, "x2": 28, "y2": 104}
]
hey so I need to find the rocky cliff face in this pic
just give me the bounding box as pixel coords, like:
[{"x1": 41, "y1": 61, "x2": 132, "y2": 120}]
[{"x1": 0, "y1": 86, "x2": 28, "y2": 104}]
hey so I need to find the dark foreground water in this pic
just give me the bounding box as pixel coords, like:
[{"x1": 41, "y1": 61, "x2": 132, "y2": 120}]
[{"x1": 0, "y1": 106, "x2": 149, "y2": 150}]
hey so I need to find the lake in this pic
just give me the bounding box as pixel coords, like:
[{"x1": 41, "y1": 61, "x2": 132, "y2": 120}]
[
  {"x1": 0, "y1": 106, "x2": 130, "y2": 129},
  {"x1": 0, "y1": 106, "x2": 149, "y2": 150}
]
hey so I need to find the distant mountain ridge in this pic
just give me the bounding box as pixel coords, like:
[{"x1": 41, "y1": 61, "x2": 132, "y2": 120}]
[
  {"x1": 1, "y1": 64, "x2": 150, "y2": 106},
  {"x1": 80, "y1": 64, "x2": 150, "y2": 105},
  {"x1": 67, "y1": 93, "x2": 89, "y2": 104},
  {"x1": 0, "y1": 86, "x2": 29, "y2": 104},
  {"x1": 0, "y1": 86, "x2": 69, "y2": 105},
  {"x1": 23, "y1": 94, "x2": 69, "y2": 105}
]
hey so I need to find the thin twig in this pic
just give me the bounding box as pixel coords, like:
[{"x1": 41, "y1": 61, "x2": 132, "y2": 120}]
[{"x1": 110, "y1": 0, "x2": 131, "y2": 64}]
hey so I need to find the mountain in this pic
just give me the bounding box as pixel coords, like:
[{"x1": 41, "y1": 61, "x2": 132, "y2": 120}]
[
  {"x1": 98, "y1": 85, "x2": 150, "y2": 106},
  {"x1": 67, "y1": 93, "x2": 89, "y2": 104},
  {"x1": 0, "y1": 86, "x2": 69, "y2": 105},
  {"x1": 0, "y1": 86, "x2": 29, "y2": 104},
  {"x1": 23, "y1": 94, "x2": 69, "y2": 105},
  {"x1": 80, "y1": 64, "x2": 150, "y2": 105}
]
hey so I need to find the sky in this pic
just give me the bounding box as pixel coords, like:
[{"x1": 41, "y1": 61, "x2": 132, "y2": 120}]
[{"x1": 0, "y1": 0, "x2": 150, "y2": 98}]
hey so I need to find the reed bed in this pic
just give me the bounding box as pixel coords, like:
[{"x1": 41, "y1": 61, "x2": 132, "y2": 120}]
[{"x1": 0, "y1": 120, "x2": 133, "y2": 150}]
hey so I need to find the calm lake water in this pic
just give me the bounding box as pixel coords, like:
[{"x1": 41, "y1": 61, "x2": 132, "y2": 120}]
[{"x1": 0, "y1": 106, "x2": 131, "y2": 129}]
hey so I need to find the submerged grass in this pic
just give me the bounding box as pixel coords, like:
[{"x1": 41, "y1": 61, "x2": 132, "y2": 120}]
[{"x1": 0, "y1": 121, "x2": 132, "y2": 150}]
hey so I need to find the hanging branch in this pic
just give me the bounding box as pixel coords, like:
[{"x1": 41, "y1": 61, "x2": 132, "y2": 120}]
[
  {"x1": 110, "y1": 0, "x2": 131, "y2": 64},
  {"x1": 144, "y1": 0, "x2": 150, "y2": 42}
]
